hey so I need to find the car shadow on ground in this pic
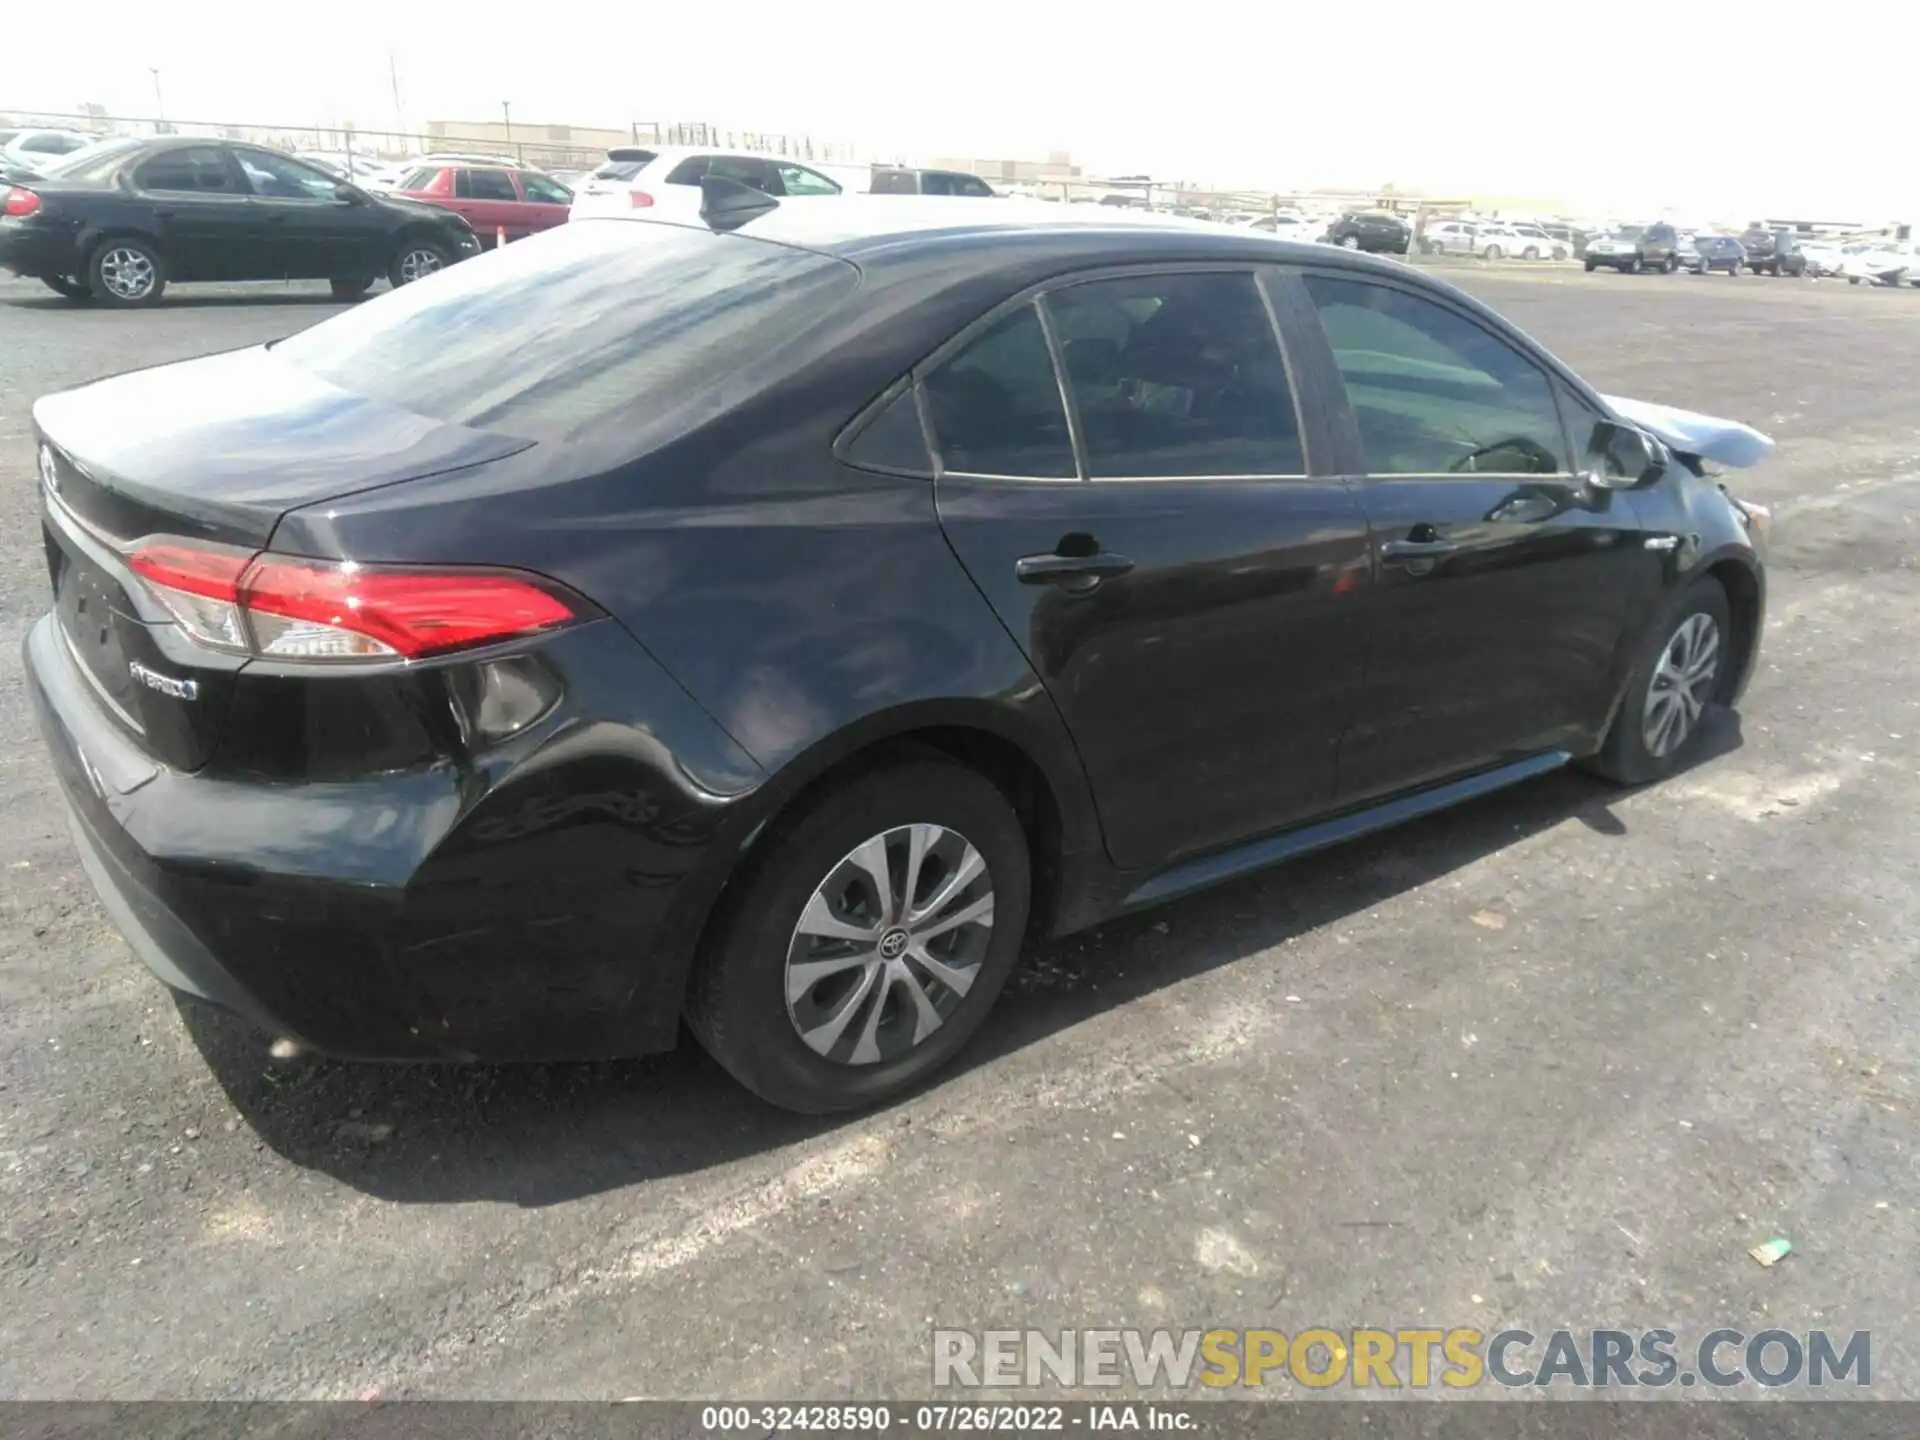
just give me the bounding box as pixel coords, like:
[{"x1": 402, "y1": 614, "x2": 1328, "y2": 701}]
[{"x1": 184, "y1": 713, "x2": 1743, "y2": 1208}]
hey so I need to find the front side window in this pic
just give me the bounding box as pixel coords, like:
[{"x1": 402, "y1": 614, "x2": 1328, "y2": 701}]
[
  {"x1": 520, "y1": 173, "x2": 572, "y2": 204},
  {"x1": 455, "y1": 168, "x2": 520, "y2": 202},
  {"x1": 776, "y1": 163, "x2": 840, "y2": 196},
  {"x1": 1046, "y1": 271, "x2": 1302, "y2": 478},
  {"x1": 922, "y1": 305, "x2": 1075, "y2": 478},
  {"x1": 236, "y1": 150, "x2": 340, "y2": 200},
  {"x1": 134, "y1": 147, "x2": 237, "y2": 194},
  {"x1": 1304, "y1": 275, "x2": 1571, "y2": 476}
]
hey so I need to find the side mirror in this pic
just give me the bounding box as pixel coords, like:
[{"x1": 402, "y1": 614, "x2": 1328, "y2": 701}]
[
  {"x1": 333, "y1": 183, "x2": 366, "y2": 204},
  {"x1": 1584, "y1": 420, "x2": 1669, "y2": 490}
]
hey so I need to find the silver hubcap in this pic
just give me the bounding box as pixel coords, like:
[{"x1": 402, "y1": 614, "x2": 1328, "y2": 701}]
[
  {"x1": 99, "y1": 247, "x2": 155, "y2": 300},
  {"x1": 398, "y1": 247, "x2": 442, "y2": 283},
  {"x1": 1643, "y1": 612, "x2": 1721, "y2": 758},
  {"x1": 785, "y1": 824, "x2": 995, "y2": 1066}
]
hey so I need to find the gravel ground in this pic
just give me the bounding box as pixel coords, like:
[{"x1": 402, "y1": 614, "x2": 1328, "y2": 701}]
[{"x1": 0, "y1": 266, "x2": 1914, "y2": 1401}]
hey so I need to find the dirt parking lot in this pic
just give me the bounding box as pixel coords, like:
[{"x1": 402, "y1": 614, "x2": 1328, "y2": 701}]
[{"x1": 0, "y1": 265, "x2": 1914, "y2": 1400}]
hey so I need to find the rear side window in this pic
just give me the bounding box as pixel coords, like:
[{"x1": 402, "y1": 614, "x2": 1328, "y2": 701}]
[
  {"x1": 398, "y1": 166, "x2": 441, "y2": 190},
  {"x1": 1305, "y1": 275, "x2": 1571, "y2": 476},
  {"x1": 665, "y1": 157, "x2": 711, "y2": 185},
  {"x1": 275, "y1": 222, "x2": 858, "y2": 444},
  {"x1": 923, "y1": 305, "x2": 1075, "y2": 478},
  {"x1": 134, "y1": 147, "x2": 236, "y2": 193},
  {"x1": 592, "y1": 151, "x2": 654, "y2": 181},
  {"x1": 870, "y1": 169, "x2": 916, "y2": 195},
  {"x1": 457, "y1": 169, "x2": 520, "y2": 201},
  {"x1": 1046, "y1": 272, "x2": 1303, "y2": 478}
]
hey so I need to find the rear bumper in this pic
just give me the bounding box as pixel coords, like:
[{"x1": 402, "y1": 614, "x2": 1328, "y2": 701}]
[
  {"x1": 0, "y1": 219, "x2": 79, "y2": 278},
  {"x1": 25, "y1": 612, "x2": 762, "y2": 1062}
]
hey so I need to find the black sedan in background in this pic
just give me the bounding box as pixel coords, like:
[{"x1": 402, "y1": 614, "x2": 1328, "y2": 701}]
[
  {"x1": 0, "y1": 137, "x2": 482, "y2": 305},
  {"x1": 24, "y1": 190, "x2": 1771, "y2": 1111},
  {"x1": 1688, "y1": 235, "x2": 1747, "y2": 275},
  {"x1": 1324, "y1": 209, "x2": 1411, "y2": 253}
]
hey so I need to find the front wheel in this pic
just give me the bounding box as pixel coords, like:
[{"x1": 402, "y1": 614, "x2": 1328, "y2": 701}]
[
  {"x1": 1585, "y1": 578, "x2": 1732, "y2": 786},
  {"x1": 1339, "y1": 235, "x2": 1361, "y2": 249},
  {"x1": 685, "y1": 761, "x2": 1032, "y2": 1113},
  {"x1": 42, "y1": 275, "x2": 91, "y2": 300},
  {"x1": 88, "y1": 238, "x2": 166, "y2": 307},
  {"x1": 1482, "y1": 244, "x2": 1503, "y2": 260},
  {"x1": 389, "y1": 238, "x2": 451, "y2": 288},
  {"x1": 1522, "y1": 245, "x2": 1540, "y2": 260},
  {"x1": 1584, "y1": 259, "x2": 1598, "y2": 272}
]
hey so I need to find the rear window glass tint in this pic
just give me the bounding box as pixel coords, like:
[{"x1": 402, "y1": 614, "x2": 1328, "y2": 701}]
[
  {"x1": 665, "y1": 157, "x2": 712, "y2": 185},
  {"x1": 924, "y1": 304, "x2": 1075, "y2": 479},
  {"x1": 591, "y1": 153, "x2": 653, "y2": 181},
  {"x1": 843, "y1": 385, "x2": 931, "y2": 474},
  {"x1": 275, "y1": 222, "x2": 858, "y2": 444}
]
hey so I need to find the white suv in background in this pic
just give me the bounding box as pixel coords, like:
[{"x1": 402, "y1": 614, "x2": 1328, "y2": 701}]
[{"x1": 569, "y1": 146, "x2": 847, "y2": 220}]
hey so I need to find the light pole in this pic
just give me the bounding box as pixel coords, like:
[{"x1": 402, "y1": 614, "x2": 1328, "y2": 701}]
[
  {"x1": 149, "y1": 67, "x2": 165, "y2": 122},
  {"x1": 501, "y1": 100, "x2": 513, "y2": 146}
]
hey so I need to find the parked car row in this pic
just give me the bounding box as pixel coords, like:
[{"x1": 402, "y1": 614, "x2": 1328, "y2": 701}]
[{"x1": 0, "y1": 136, "x2": 1010, "y2": 306}]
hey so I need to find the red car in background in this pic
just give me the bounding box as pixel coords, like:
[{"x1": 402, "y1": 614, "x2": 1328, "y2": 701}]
[{"x1": 393, "y1": 163, "x2": 573, "y2": 244}]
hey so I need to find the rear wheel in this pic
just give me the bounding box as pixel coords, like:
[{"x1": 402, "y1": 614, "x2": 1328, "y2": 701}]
[
  {"x1": 1664, "y1": 254, "x2": 1679, "y2": 272},
  {"x1": 1586, "y1": 578, "x2": 1732, "y2": 785},
  {"x1": 686, "y1": 761, "x2": 1031, "y2": 1113},
  {"x1": 1522, "y1": 244, "x2": 1540, "y2": 260},
  {"x1": 42, "y1": 275, "x2": 90, "y2": 300},
  {"x1": 88, "y1": 238, "x2": 166, "y2": 307},
  {"x1": 1482, "y1": 244, "x2": 1503, "y2": 260},
  {"x1": 1625, "y1": 258, "x2": 1642, "y2": 274},
  {"x1": 389, "y1": 238, "x2": 451, "y2": 288}
]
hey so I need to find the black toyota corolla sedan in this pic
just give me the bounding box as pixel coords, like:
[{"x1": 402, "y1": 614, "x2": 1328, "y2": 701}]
[
  {"x1": 25, "y1": 185, "x2": 1773, "y2": 1112},
  {"x1": 0, "y1": 136, "x2": 482, "y2": 305}
]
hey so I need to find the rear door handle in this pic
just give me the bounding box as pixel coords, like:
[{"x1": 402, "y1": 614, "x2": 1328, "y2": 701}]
[
  {"x1": 1380, "y1": 538, "x2": 1461, "y2": 561},
  {"x1": 1015, "y1": 551, "x2": 1135, "y2": 587}
]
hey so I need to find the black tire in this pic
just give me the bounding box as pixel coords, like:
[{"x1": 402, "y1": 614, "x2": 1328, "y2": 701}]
[
  {"x1": 1584, "y1": 259, "x2": 1598, "y2": 272},
  {"x1": 388, "y1": 237, "x2": 452, "y2": 288},
  {"x1": 1585, "y1": 578, "x2": 1733, "y2": 786},
  {"x1": 1522, "y1": 245, "x2": 1540, "y2": 260},
  {"x1": 1625, "y1": 258, "x2": 1642, "y2": 274},
  {"x1": 1664, "y1": 254, "x2": 1679, "y2": 272},
  {"x1": 685, "y1": 761, "x2": 1032, "y2": 1113},
  {"x1": 42, "y1": 275, "x2": 91, "y2": 300},
  {"x1": 329, "y1": 275, "x2": 376, "y2": 300},
  {"x1": 86, "y1": 237, "x2": 166, "y2": 307},
  {"x1": 1482, "y1": 244, "x2": 1502, "y2": 260},
  {"x1": 1552, "y1": 246, "x2": 1568, "y2": 261}
]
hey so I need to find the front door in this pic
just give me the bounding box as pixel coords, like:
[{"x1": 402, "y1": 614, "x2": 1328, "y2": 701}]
[
  {"x1": 232, "y1": 148, "x2": 385, "y2": 279},
  {"x1": 127, "y1": 146, "x2": 263, "y2": 281},
  {"x1": 1293, "y1": 271, "x2": 1659, "y2": 803},
  {"x1": 454, "y1": 167, "x2": 527, "y2": 242},
  {"x1": 927, "y1": 269, "x2": 1373, "y2": 869}
]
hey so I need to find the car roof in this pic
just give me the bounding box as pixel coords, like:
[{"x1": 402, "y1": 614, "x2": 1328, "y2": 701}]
[{"x1": 623, "y1": 196, "x2": 1420, "y2": 274}]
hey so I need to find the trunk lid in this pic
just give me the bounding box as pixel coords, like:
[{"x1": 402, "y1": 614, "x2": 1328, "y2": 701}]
[
  {"x1": 32, "y1": 346, "x2": 532, "y2": 548},
  {"x1": 34, "y1": 348, "x2": 532, "y2": 773}
]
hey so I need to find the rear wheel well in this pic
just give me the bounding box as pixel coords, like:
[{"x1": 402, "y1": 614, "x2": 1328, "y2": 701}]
[
  {"x1": 686, "y1": 726, "x2": 1068, "y2": 999},
  {"x1": 1706, "y1": 559, "x2": 1760, "y2": 701}
]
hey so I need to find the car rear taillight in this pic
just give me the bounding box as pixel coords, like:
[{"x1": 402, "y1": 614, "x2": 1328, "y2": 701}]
[
  {"x1": 3, "y1": 187, "x2": 42, "y2": 218},
  {"x1": 629, "y1": 190, "x2": 654, "y2": 209},
  {"x1": 128, "y1": 539, "x2": 586, "y2": 662}
]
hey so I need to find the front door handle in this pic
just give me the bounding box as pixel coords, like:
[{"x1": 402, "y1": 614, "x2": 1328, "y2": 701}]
[{"x1": 1015, "y1": 551, "x2": 1135, "y2": 588}]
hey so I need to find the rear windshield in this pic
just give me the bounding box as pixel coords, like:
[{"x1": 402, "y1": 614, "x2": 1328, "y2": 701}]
[
  {"x1": 274, "y1": 220, "x2": 858, "y2": 443},
  {"x1": 592, "y1": 150, "x2": 655, "y2": 181},
  {"x1": 40, "y1": 137, "x2": 146, "y2": 180}
]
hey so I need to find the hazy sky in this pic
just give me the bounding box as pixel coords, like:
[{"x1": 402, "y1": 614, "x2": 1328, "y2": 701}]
[{"x1": 6, "y1": 0, "x2": 1906, "y2": 220}]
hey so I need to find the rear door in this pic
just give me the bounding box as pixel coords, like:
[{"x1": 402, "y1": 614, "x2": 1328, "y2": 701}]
[
  {"x1": 454, "y1": 167, "x2": 526, "y2": 240},
  {"x1": 128, "y1": 145, "x2": 262, "y2": 281},
  {"x1": 1295, "y1": 270, "x2": 1657, "y2": 803},
  {"x1": 927, "y1": 267, "x2": 1373, "y2": 868}
]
